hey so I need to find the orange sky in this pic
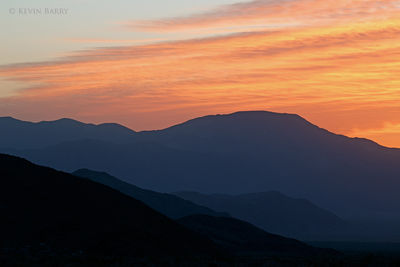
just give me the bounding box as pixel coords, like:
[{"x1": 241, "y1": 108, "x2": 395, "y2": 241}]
[{"x1": 1, "y1": 0, "x2": 400, "y2": 147}]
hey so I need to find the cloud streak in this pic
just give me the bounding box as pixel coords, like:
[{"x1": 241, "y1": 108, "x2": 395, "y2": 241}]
[
  {"x1": 130, "y1": 0, "x2": 400, "y2": 32},
  {"x1": 1, "y1": 0, "x2": 400, "y2": 147}
]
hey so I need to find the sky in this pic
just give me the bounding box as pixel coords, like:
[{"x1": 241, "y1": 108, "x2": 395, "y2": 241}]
[{"x1": 1, "y1": 0, "x2": 400, "y2": 148}]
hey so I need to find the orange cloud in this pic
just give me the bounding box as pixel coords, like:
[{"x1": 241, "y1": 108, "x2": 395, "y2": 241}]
[
  {"x1": 129, "y1": 0, "x2": 400, "y2": 33},
  {"x1": 63, "y1": 37, "x2": 168, "y2": 44},
  {"x1": 1, "y1": 1, "x2": 400, "y2": 147},
  {"x1": 349, "y1": 123, "x2": 400, "y2": 148}
]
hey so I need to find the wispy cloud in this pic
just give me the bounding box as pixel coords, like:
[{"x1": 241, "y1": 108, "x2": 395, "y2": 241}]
[
  {"x1": 349, "y1": 122, "x2": 400, "y2": 148},
  {"x1": 63, "y1": 37, "x2": 168, "y2": 44},
  {"x1": 129, "y1": 0, "x2": 400, "y2": 32},
  {"x1": 1, "y1": 0, "x2": 400, "y2": 146}
]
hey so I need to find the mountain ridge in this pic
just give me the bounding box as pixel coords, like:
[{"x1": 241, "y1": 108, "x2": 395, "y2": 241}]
[
  {"x1": 1, "y1": 110, "x2": 400, "y2": 222},
  {"x1": 0, "y1": 111, "x2": 391, "y2": 149},
  {"x1": 0, "y1": 153, "x2": 218, "y2": 259},
  {"x1": 72, "y1": 168, "x2": 228, "y2": 219},
  {"x1": 174, "y1": 191, "x2": 345, "y2": 239},
  {"x1": 1, "y1": 153, "x2": 333, "y2": 264},
  {"x1": 0, "y1": 111, "x2": 394, "y2": 150},
  {"x1": 0, "y1": 116, "x2": 136, "y2": 149}
]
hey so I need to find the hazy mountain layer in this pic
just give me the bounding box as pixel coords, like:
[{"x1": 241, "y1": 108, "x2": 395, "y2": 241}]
[
  {"x1": 175, "y1": 191, "x2": 344, "y2": 240},
  {"x1": 2, "y1": 111, "x2": 400, "y2": 220},
  {"x1": 73, "y1": 168, "x2": 228, "y2": 219}
]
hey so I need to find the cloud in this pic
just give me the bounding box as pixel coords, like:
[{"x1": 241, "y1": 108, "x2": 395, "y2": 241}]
[
  {"x1": 348, "y1": 122, "x2": 400, "y2": 148},
  {"x1": 128, "y1": 0, "x2": 400, "y2": 33},
  {"x1": 1, "y1": 0, "x2": 400, "y2": 146},
  {"x1": 63, "y1": 37, "x2": 168, "y2": 44},
  {"x1": 351, "y1": 123, "x2": 400, "y2": 135}
]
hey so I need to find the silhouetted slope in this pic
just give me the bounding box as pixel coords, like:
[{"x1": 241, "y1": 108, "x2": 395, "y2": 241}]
[
  {"x1": 0, "y1": 154, "x2": 218, "y2": 259},
  {"x1": 73, "y1": 168, "x2": 227, "y2": 219},
  {"x1": 140, "y1": 111, "x2": 389, "y2": 155},
  {"x1": 0, "y1": 117, "x2": 135, "y2": 149},
  {"x1": 174, "y1": 191, "x2": 345, "y2": 239},
  {"x1": 177, "y1": 215, "x2": 331, "y2": 256}
]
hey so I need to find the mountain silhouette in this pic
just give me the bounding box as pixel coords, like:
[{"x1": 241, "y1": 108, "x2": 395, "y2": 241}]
[
  {"x1": 174, "y1": 191, "x2": 345, "y2": 239},
  {"x1": 2, "y1": 111, "x2": 400, "y2": 221},
  {"x1": 0, "y1": 116, "x2": 135, "y2": 149},
  {"x1": 0, "y1": 153, "x2": 218, "y2": 261},
  {"x1": 73, "y1": 168, "x2": 228, "y2": 219},
  {"x1": 0, "y1": 153, "x2": 330, "y2": 264}
]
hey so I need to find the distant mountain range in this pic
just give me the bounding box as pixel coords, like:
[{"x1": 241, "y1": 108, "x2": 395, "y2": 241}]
[
  {"x1": 72, "y1": 169, "x2": 341, "y2": 240},
  {"x1": 1, "y1": 111, "x2": 400, "y2": 221},
  {"x1": 0, "y1": 116, "x2": 135, "y2": 149},
  {"x1": 174, "y1": 191, "x2": 345, "y2": 240},
  {"x1": 73, "y1": 168, "x2": 227, "y2": 219},
  {"x1": 0, "y1": 154, "x2": 327, "y2": 264}
]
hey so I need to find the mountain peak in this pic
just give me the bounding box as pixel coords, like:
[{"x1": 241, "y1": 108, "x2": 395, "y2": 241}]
[
  {"x1": 162, "y1": 110, "x2": 314, "y2": 132},
  {"x1": 0, "y1": 116, "x2": 27, "y2": 123},
  {"x1": 223, "y1": 110, "x2": 301, "y2": 118},
  {"x1": 185, "y1": 110, "x2": 305, "y2": 124},
  {"x1": 97, "y1": 122, "x2": 136, "y2": 133},
  {"x1": 39, "y1": 117, "x2": 87, "y2": 126}
]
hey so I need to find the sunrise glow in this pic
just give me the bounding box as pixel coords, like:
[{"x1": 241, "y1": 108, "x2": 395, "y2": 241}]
[{"x1": 1, "y1": 0, "x2": 400, "y2": 147}]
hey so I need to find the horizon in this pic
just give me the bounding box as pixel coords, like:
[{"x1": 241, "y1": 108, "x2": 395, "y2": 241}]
[
  {"x1": 1, "y1": 110, "x2": 395, "y2": 149},
  {"x1": 1, "y1": 0, "x2": 400, "y2": 147},
  {"x1": 0, "y1": 110, "x2": 304, "y2": 133}
]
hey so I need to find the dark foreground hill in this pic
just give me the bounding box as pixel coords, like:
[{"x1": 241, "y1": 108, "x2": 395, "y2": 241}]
[
  {"x1": 175, "y1": 191, "x2": 344, "y2": 240},
  {"x1": 0, "y1": 154, "x2": 341, "y2": 266},
  {"x1": 0, "y1": 153, "x2": 219, "y2": 263},
  {"x1": 72, "y1": 168, "x2": 227, "y2": 219}
]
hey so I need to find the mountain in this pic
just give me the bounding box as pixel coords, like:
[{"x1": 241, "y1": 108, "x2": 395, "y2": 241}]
[
  {"x1": 0, "y1": 154, "x2": 330, "y2": 265},
  {"x1": 1, "y1": 111, "x2": 400, "y2": 221},
  {"x1": 0, "y1": 116, "x2": 135, "y2": 149},
  {"x1": 72, "y1": 168, "x2": 227, "y2": 219},
  {"x1": 177, "y1": 215, "x2": 333, "y2": 256},
  {"x1": 1, "y1": 139, "x2": 220, "y2": 193},
  {"x1": 0, "y1": 153, "x2": 218, "y2": 262},
  {"x1": 174, "y1": 191, "x2": 345, "y2": 240}
]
